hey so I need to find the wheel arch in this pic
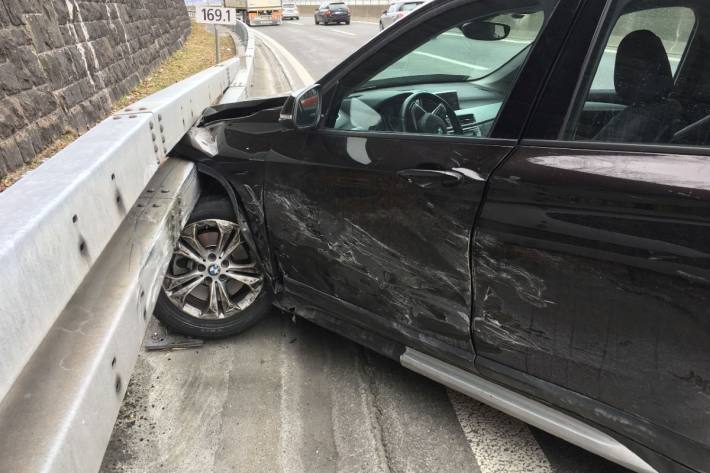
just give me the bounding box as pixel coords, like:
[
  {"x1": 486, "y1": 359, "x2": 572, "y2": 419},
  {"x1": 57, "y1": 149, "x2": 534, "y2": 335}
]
[{"x1": 194, "y1": 164, "x2": 280, "y2": 291}]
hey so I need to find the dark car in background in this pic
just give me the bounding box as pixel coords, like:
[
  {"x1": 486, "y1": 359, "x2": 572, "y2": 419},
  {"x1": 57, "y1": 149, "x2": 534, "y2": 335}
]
[
  {"x1": 160, "y1": 0, "x2": 710, "y2": 472},
  {"x1": 314, "y1": 1, "x2": 351, "y2": 24},
  {"x1": 379, "y1": 0, "x2": 426, "y2": 30}
]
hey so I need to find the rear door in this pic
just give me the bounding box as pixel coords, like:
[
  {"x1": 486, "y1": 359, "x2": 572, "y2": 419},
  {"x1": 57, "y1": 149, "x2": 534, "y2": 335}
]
[
  {"x1": 265, "y1": 0, "x2": 580, "y2": 368},
  {"x1": 473, "y1": 1, "x2": 710, "y2": 469}
]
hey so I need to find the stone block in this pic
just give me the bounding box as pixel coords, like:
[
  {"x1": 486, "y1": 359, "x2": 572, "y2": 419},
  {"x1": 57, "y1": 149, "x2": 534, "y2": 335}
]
[
  {"x1": 25, "y1": 13, "x2": 64, "y2": 53},
  {"x1": 13, "y1": 128, "x2": 36, "y2": 163},
  {"x1": 0, "y1": 97, "x2": 27, "y2": 140},
  {"x1": 0, "y1": 61, "x2": 31, "y2": 95},
  {"x1": 0, "y1": 136, "x2": 22, "y2": 174}
]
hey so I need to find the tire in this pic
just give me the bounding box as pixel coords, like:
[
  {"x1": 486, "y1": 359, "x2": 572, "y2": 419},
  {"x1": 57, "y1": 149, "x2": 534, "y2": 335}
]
[
  {"x1": 345, "y1": 20, "x2": 350, "y2": 25},
  {"x1": 314, "y1": 16, "x2": 319, "y2": 24},
  {"x1": 379, "y1": 21, "x2": 384, "y2": 31},
  {"x1": 154, "y1": 196, "x2": 272, "y2": 339},
  {"x1": 296, "y1": 16, "x2": 300, "y2": 19}
]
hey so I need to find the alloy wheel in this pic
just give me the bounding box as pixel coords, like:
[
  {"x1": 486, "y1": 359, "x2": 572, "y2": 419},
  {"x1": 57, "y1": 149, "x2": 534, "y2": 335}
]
[{"x1": 163, "y1": 219, "x2": 263, "y2": 320}]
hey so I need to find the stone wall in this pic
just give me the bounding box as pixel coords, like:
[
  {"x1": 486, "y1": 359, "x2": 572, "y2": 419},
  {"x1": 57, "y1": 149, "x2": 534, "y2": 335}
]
[{"x1": 0, "y1": 0, "x2": 191, "y2": 178}]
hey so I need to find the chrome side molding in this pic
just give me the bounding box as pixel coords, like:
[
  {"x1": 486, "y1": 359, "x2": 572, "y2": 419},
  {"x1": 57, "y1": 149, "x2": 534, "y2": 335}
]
[{"x1": 400, "y1": 348, "x2": 658, "y2": 473}]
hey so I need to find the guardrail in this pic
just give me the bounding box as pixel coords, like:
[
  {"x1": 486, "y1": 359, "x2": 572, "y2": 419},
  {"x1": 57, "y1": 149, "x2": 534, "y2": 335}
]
[
  {"x1": 0, "y1": 24, "x2": 255, "y2": 472},
  {"x1": 223, "y1": 20, "x2": 256, "y2": 103}
]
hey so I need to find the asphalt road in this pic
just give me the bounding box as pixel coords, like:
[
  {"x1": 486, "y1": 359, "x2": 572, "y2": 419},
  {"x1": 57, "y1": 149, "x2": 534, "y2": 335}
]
[{"x1": 101, "y1": 19, "x2": 635, "y2": 473}]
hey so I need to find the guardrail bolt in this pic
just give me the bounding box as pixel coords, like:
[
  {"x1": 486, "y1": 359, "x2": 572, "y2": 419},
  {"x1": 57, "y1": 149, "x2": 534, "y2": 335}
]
[
  {"x1": 111, "y1": 357, "x2": 117, "y2": 368},
  {"x1": 152, "y1": 133, "x2": 156, "y2": 142},
  {"x1": 158, "y1": 114, "x2": 163, "y2": 122},
  {"x1": 72, "y1": 214, "x2": 78, "y2": 224},
  {"x1": 115, "y1": 375, "x2": 122, "y2": 395},
  {"x1": 150, "y1": 122, "x2": 154, "y2": 130},
  {"x1": 111, "y1": 173, "x2": 116, "y2": 181}
]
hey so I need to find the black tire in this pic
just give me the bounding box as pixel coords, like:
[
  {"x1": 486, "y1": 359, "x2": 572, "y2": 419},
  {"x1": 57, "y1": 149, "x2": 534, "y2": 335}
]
[
  {"x1": 345, "y1": 20, "x2": 350, "y2": 24},
  {"x1": 154, "y1": 196, "x2": 272, "y2": 339},
  {"x1": 314, "y1": 16, "x2": 319, "y2": 24}
]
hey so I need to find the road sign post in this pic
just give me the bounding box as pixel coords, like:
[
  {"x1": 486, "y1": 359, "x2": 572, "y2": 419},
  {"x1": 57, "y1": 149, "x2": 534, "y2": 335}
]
[{"x1": 195, "y1": 5, "x2": 238, "y2": 64}]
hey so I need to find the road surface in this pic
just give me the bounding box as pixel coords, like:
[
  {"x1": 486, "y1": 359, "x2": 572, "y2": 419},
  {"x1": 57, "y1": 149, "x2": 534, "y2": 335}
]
[{"x1": 101, "y1": 19, "x2": 634, "y2": 473}]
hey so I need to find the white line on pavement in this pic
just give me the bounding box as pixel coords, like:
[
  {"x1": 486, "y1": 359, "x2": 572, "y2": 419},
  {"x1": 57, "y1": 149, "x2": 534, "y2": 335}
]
[
  {"x1": 412, "y1": 51, "x2": 488, "y2": 71},
  {"x1": 328, "y1": 28, "x2": 356, "y2": 36},
  {"x1": 251, "y1": 28, "x2": 315, "y2": 89},
  {"x1": 352, "y1": 20, "x2": 378, "y2": 25},
  {"x1": 287, "y1": 21, "x2": 305, "y2": 26},
  {"x1": 448, "y1": 389, "x2": 553, "y2": 473}
]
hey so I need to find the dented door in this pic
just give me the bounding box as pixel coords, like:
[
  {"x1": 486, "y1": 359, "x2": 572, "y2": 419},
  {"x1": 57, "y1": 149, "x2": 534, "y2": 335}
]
[{"x1": 265, "y1": 132, "x2": 514, "y2": 367}]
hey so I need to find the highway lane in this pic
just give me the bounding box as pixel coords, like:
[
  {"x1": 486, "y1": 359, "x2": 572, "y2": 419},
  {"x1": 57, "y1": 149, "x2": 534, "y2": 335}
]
[{"x1": 254, "y1": 17, "x2": 380, "y2": 81}]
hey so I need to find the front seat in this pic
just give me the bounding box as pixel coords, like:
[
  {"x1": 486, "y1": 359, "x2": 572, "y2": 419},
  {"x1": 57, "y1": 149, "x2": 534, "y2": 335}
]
[{"x1": 594, "y1": 29, "x2": 681, "y2": 143}]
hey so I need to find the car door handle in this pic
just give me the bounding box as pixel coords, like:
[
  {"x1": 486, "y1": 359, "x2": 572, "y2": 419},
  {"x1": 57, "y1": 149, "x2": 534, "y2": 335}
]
[{"x1": 397, "y1": 169, "x2": 464, "y2": 188}]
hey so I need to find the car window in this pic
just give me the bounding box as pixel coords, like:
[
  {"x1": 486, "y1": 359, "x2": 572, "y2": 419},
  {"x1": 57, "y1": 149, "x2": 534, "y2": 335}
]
[
  {"x1": 329, "y1": 3, "x2": 552, "y2": 138},
  {"x1": 562, "y1": 4, "x2": 710, "y2": 146},
  {"x1": 401, "y1": 2, "x2": 422, "y2": 12},
  {"x1": 388, "y1": 4, "x2": 397, "y2": 14}
]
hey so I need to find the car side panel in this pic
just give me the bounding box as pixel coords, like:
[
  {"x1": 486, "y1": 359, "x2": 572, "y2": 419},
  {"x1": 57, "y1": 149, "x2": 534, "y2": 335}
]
[{"x1": 473, "y1": 145, "x2": 710, "y2": 472}]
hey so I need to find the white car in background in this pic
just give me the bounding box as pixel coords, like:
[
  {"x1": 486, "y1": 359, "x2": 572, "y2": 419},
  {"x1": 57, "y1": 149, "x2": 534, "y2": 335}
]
[
  {"x1": 283, "y1": 2, "x2": 300, "y2": 19},
  {"x1": 378, "y1": 0, "x2": 426, "y2": 30}
]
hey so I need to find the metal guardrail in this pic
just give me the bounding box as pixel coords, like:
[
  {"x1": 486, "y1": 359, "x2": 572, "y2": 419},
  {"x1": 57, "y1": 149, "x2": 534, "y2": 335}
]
[
  {"x1": 224, "y1": 20, "x2": 257, "y2": 103},
  {"x1": 0, "y1": 24, "x2": 255, "y2": 472}
]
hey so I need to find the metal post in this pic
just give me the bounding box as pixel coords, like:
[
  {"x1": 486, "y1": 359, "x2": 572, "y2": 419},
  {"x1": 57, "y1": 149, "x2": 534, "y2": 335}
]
[{"x1": 215, "y1": 25, "x2": 220, "y2": 64}]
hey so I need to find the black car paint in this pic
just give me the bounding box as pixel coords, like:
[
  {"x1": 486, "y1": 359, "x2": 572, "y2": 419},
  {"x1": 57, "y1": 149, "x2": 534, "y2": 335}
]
[{"x1": 171, "y1": 0, "x2": 710, "y2": 472}]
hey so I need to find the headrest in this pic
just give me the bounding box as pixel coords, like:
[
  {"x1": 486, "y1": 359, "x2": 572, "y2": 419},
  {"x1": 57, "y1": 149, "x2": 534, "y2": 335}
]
[{"x1": 614, "y1": 30, "x2": 674, "y2": 104}]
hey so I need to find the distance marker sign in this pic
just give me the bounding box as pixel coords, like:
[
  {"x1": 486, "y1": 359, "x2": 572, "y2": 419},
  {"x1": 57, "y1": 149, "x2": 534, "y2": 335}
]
[{"x1": 195, "y1": 6, "x2": 238, "y2": 25}]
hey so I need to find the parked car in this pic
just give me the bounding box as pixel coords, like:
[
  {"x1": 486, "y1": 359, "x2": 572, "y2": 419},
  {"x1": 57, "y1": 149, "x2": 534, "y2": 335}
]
[
  {"x1": 160, "y1": 0, "x2": 710, "y2": 472},
  {"x1": 314, "y1": 1, "x2": 350, "y2": 25},
  {"x1": 379, "y1": 0, "x2": 425, "y2": 30},
  {"x1": 282, "y1": 2, "x2": 299, "y2": 19}
]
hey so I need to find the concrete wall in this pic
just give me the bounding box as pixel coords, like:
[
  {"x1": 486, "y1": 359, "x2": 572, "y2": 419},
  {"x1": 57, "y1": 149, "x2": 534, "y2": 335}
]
[{"x1": 0, "y1": 0, "x2": 191, "y2": 179}]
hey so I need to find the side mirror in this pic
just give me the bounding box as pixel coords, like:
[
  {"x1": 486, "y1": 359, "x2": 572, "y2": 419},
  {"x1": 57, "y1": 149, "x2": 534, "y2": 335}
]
[
  {"x1": 382, "y1": 9, "x2": 387, "y2": 14},
  {"x1": 460, "y1": 21, "x2": 511, "y2": 41},
  {"x1": 279, "y1": 85, "x2": 322, "y2": 130}
]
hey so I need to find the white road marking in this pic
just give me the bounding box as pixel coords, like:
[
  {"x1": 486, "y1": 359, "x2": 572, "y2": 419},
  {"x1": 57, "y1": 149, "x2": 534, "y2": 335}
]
[
  {"x1": 412, "y1": 51, "x2": 488, "y2": 71},
  {"x1": 353, "y1": 20, "x2": 378, "y2": 25},
  {"x1": 448, "y1": 389, "x2": 553, "y2": 473},
  {"x1": 287, "y1": 21, "x2": 305, "y2": 26},
  {"x1": 251, "y1": 28, "x2": 315, "y2": 89},
  {"x1": 328, "y1": 28, "x2": 356, "y2": 36}
]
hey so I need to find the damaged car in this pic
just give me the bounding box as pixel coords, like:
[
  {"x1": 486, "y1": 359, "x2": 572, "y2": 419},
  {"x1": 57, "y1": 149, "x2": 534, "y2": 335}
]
[{"x1": 155, "y1": 0, "x2": 710, "y2": 472}]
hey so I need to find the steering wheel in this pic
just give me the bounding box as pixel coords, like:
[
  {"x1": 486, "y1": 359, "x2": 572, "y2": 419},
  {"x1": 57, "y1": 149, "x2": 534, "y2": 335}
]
[{"x1": 400, "y1": 91, "x2": 463, "y2": 135}]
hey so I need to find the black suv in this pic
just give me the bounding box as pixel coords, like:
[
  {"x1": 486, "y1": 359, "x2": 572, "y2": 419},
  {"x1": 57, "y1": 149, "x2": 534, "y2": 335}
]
[
  {"x1": 314, "y1": 1, "x2": 351, "y2": 25},
  {"x1": 159, "y1": 1, "x2": 710, "y2": 472}
]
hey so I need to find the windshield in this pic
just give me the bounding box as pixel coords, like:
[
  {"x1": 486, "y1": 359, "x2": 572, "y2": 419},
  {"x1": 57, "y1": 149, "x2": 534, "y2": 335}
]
[{"x1": 368, "y1": 10, "x2": 544, "y2": 84}]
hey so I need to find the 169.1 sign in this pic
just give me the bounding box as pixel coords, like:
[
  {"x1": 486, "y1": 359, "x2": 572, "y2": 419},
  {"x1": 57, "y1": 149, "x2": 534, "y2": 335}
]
[{"x1": 195, "y1": 6, "x2": 238, "y2": 25}]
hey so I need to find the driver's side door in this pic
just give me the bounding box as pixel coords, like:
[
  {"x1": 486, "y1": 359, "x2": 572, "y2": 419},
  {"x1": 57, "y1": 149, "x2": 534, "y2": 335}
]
[{"x1": 265, "y1": 0, "x2": 577, "y2": 368}]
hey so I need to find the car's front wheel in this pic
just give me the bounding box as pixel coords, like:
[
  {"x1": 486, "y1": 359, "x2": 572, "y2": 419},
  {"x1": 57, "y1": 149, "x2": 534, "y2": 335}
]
[
  {"x1": 154, "y1": 197, "x2": 271, "y2": 338},
  {"x1": 314, "y1": 15, "x2": 319, "y2": 24}
]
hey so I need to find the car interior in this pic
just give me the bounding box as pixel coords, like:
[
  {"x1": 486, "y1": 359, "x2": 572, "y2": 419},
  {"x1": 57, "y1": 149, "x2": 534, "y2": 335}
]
[
  {"x1": 330, "y1": 0, "x2": 710, "y2": 149},
  {"x1": 330, "y1": 1, "x2": 553, "y2": 138},
  {"x1": 568, "y1": 1, "x2": 710, "y2": 147}
]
